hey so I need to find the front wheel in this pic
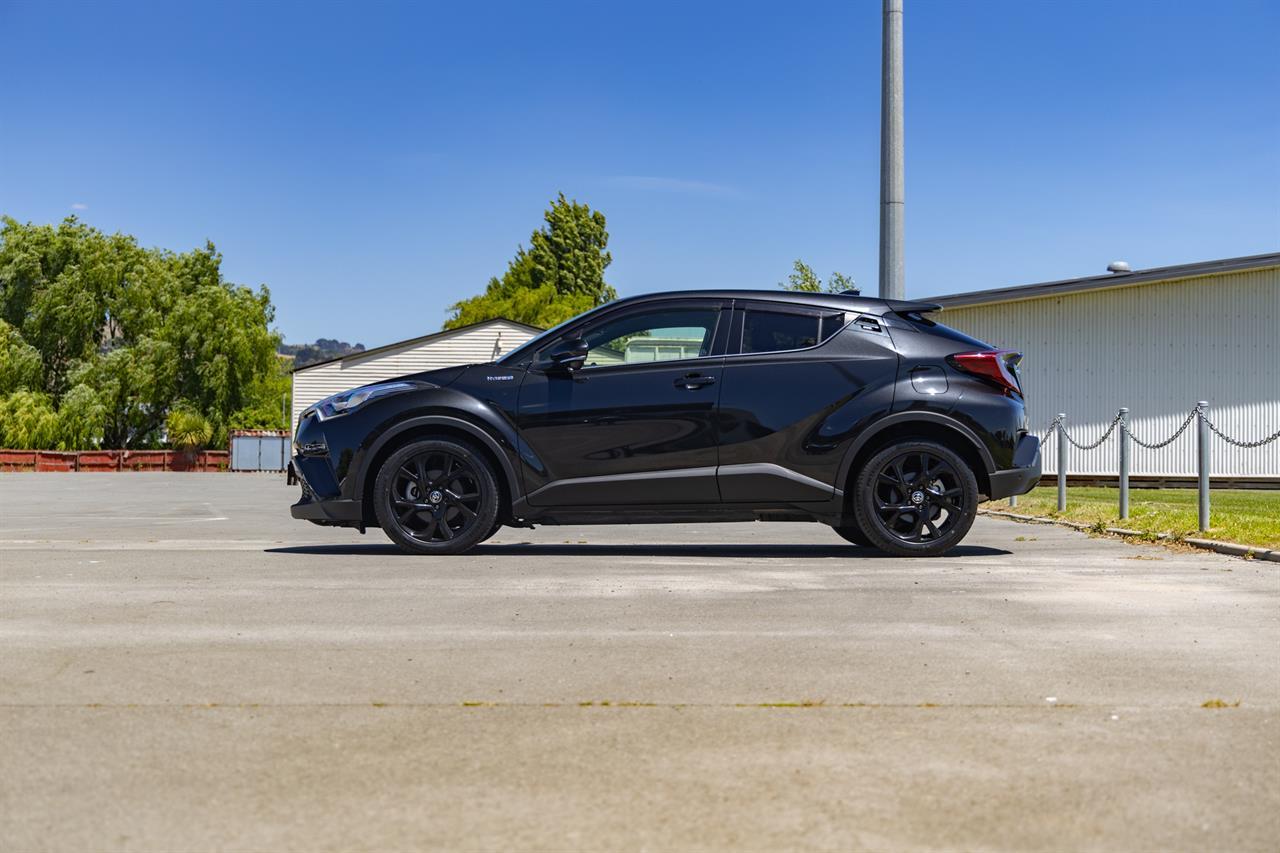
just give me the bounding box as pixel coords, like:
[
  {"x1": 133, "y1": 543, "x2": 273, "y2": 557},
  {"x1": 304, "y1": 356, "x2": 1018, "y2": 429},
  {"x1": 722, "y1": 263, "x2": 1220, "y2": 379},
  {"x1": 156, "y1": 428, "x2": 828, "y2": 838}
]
[
  {"x1": 832, "y1": 522, "x2": 874, "y2": 548},
  {"x1": 373, "y1": 438, "x2": 500, "y2": 555},
  {"x1": 852, "y1": 440, "x2": 978, "y2": 557}
]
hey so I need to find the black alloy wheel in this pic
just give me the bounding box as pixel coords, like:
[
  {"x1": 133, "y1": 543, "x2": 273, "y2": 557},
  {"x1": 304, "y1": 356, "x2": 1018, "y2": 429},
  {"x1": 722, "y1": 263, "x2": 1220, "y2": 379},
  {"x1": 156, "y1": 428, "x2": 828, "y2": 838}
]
[
  {"x1": 374, "y1": 438, "x2": 500, "y2": 555},
  {"x1": 853, "y1": 440, "x2": 978, "y2": 557}
]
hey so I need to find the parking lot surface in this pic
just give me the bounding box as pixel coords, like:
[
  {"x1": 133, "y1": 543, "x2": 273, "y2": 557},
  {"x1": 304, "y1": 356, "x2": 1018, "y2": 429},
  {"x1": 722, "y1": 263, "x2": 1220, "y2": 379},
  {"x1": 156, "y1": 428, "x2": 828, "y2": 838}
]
[{"x1": 2, "y1": 472, "x2": 1277, "y2": 851}]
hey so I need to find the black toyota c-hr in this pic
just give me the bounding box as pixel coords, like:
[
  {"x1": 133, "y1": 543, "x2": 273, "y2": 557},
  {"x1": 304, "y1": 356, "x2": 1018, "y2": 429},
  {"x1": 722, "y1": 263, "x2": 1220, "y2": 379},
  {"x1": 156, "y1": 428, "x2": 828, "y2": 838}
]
[{"x1": 290, "y1": 290, "x2": 1041, "y2": 556}]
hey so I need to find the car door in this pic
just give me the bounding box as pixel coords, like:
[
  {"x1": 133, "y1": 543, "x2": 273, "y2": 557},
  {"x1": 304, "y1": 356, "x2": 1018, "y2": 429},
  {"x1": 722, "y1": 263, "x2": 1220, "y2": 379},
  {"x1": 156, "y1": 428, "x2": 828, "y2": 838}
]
[
  {"x1": 516, "y1": 299, "x2": 729, "y2": 506},
  {"x1": 716, "y1": 301, "x2": 900, "y2": 501}
]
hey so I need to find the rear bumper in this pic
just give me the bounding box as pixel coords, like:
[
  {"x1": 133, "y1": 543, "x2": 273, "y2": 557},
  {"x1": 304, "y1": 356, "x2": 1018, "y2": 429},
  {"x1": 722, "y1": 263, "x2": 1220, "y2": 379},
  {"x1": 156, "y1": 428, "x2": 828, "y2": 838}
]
[{"x1": 986, "y1": 434, "x2": 1041, "y2": 500}]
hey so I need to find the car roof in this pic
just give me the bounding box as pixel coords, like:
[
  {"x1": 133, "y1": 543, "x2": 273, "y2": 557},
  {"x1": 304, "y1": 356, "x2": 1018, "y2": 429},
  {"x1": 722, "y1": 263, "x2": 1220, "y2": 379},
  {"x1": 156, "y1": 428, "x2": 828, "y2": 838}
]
[{"x1": 606, "y1": 289, "x2": 940, "y2": 315}]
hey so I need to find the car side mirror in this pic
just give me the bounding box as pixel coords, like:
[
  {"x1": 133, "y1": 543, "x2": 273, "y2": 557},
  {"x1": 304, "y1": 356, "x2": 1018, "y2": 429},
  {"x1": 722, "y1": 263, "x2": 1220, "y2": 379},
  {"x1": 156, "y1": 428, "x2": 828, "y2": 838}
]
[{"x1": 545, "y1": 338, "x2": 589, "y2": 373}]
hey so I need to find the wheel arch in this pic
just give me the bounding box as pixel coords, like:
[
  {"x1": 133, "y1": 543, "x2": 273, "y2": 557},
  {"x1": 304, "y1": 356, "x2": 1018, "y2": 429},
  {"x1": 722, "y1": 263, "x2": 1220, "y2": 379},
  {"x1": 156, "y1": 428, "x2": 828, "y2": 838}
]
[
  {"x1": 839, "y1": 413, "x2": 994, "y2": 503},
  {"x1": 358, "y1": 415, "x2": 520, "y2": 527}
]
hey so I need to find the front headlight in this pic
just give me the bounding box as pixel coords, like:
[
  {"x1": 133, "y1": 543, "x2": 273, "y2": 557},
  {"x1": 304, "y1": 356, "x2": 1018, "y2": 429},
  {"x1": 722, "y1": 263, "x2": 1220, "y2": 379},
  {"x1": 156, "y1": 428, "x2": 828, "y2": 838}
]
[{"x1": 311, "y1": 381, "x2": 418, "y2": 421}]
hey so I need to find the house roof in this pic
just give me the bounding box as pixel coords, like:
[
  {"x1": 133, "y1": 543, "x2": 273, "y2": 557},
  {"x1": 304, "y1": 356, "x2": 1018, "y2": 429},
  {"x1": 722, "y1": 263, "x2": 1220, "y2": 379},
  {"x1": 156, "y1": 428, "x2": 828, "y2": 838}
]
[
  {"x1": 291, "y1": 317, "x2": 544, "y2": 373},
  {"x1": 925, "y1": 252, "x2": 1280, "y2": 310}
]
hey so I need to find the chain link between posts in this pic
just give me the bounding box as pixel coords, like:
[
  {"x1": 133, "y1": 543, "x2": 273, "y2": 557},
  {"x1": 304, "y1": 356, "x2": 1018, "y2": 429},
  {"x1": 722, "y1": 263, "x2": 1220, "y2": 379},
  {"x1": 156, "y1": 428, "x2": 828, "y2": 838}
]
[
  {"x1": 1201, "y1": 412, "x2": 1280, "y2": 448},
  {"x1": 1127, "y1": 405, "x2": 1199, "y2": 450},
  {"x1": 1061, "y1": 411, "x2": 1123, "y2": 450},
  {"x1": 1036, "y1": 404, "x2": 1279, "y2": 451}
]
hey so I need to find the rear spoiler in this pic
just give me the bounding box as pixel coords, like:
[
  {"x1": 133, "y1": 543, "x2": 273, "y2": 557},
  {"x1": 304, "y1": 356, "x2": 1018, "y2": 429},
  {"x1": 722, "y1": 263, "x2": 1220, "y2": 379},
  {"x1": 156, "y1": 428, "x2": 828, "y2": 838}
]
[
  {"x1": 880, "y1": 295, "x2": 942, "y2": 315},
  {"x1": 880, "y1": 299, "x2": 942, "y2": 315}
]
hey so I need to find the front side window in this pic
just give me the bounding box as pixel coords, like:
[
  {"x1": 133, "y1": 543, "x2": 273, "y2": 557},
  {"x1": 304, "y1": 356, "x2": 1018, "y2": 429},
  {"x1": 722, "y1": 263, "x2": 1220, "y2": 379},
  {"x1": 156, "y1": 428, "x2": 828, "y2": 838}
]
[{"x1": 577, "y1": 306, "x2": 720, "y2": 370}]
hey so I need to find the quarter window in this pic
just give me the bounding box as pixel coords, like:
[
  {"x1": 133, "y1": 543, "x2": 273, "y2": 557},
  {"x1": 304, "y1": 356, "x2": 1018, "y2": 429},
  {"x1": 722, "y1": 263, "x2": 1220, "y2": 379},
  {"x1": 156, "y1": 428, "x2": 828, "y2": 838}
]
[
  {"x1": 741, "y1": 309, "x2": 847, "y2": 354},
  {"x1": 577, "y1": 307, "x2": 720, "y2": 370}
]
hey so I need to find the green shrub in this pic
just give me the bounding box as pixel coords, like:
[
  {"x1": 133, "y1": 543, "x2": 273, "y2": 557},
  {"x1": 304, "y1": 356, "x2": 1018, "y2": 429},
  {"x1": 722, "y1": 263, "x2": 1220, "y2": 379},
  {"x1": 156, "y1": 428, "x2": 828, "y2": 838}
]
[{"x1": 166, "y1": 407, "x2": 213, "y2": 450}]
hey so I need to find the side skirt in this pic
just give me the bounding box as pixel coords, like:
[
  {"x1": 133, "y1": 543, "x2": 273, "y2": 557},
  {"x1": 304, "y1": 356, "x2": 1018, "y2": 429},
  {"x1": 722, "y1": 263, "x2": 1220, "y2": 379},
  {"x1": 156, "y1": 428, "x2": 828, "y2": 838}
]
[{"x1": 508, "y1": 499, "x2": 847, "y2": 527}]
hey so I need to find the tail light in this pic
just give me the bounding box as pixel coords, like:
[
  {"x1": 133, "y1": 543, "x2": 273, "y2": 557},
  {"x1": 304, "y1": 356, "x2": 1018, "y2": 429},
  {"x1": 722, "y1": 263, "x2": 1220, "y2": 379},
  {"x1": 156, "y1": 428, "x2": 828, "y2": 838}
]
[{"x1": 948, "y1": 350, "x2": 1023, "y2": 397}]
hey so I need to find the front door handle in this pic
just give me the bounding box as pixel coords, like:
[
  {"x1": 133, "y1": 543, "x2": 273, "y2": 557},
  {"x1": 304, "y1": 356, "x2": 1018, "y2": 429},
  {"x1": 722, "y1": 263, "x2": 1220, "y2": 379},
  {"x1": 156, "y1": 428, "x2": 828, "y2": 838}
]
[{"x1": 675, "y1": 373, "x2": 716, "y2": 389}]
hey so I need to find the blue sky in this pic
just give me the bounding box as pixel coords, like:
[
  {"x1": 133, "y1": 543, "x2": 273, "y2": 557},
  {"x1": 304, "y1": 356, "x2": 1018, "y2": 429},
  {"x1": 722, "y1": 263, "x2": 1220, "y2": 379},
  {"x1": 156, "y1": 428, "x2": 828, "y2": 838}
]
[{"x1": 1, "y1": 0, "x2": 1277, "y2": 347}]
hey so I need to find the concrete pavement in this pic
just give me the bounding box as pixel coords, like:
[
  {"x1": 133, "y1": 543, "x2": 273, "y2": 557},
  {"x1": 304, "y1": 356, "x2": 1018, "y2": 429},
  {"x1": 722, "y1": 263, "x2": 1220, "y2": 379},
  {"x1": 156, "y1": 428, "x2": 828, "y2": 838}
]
[{"x1": 1, "y1": 473, "x2": 1277, "y2": 851}]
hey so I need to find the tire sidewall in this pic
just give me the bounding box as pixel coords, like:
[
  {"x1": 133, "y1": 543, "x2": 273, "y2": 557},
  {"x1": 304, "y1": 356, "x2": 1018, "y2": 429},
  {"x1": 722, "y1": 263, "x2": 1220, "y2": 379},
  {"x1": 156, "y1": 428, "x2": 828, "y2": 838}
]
[
  {"x1": 374, "y1": 438, "x2": 500, "y2": 555},
  {"x1": 832, "y1": 522, "x2": 874, "y2": 548},
  {"x1": 853, "y1": 440, "x2": 978, "y2": 557}
]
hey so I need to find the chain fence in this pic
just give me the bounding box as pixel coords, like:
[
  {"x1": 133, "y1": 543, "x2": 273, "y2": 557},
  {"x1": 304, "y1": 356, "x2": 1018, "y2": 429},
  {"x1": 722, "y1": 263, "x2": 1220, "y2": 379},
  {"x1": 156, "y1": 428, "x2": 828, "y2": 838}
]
[{"x1": 1012, "y1": 402, "x2": 1279, "y2": 531}]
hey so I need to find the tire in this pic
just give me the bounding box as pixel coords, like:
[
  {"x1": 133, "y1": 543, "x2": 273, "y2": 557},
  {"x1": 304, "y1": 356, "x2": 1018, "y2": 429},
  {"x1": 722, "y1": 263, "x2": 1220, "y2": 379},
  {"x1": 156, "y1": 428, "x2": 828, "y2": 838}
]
[
  {"x1": 832, "y1": 522, "x2": 874, "y2": 548},
  {"x1": 478, "y1": 522, "x2": 502, "y2": 543},
  {"x1": 852, "y1": 440, "x2": 978, "y2": 557},
  {"x1": 373, "y1": 438, "x2": 501, "y2": 555}
]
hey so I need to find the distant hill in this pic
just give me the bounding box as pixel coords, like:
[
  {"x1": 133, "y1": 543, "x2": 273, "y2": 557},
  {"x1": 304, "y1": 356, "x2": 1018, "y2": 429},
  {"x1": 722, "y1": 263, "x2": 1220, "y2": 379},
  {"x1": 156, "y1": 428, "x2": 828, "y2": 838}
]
[{"x1": 278, "y1": 338, "x2": 366, "y2": 368}]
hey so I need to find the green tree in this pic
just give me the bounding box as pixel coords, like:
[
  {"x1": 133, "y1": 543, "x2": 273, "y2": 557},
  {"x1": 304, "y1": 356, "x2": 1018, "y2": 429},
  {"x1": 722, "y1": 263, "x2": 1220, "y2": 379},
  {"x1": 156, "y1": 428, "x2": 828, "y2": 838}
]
[
  {"x1": 0, "y1": 318, "x2": 43, "y2": 393},
  {"x1": 778, "y1": 260, "x2": 856, "y2": 294},
  {"x1": 56, "y1": 384, "x2": 107, "y2": 450},
  {"x1": 0, "y1": 216, "x2": 281, "y2": 449},
  {"x1": 444, "y1": 194, "x2": 616, "y2": 330},
  {"x1": 0, "y1": 390, "x2": 60, "y2": 449},
  {"x1": 229, "y1": 355, "x2": 292, "y2": 431}
]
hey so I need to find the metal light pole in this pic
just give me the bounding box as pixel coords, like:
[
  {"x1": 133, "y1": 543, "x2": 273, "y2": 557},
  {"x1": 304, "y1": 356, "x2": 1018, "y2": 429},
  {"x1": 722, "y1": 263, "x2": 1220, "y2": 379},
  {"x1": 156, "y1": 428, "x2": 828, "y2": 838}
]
[{"x1": 879, "y1": 0, "x2": 905, "y2": 300}]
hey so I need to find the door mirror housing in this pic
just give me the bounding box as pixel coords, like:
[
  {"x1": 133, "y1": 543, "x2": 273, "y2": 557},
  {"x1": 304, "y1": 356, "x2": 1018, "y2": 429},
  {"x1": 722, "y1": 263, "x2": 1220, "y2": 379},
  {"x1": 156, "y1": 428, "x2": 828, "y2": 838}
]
[{"x1": 544, "y1": 338, "x2": 589, "y2": 373}]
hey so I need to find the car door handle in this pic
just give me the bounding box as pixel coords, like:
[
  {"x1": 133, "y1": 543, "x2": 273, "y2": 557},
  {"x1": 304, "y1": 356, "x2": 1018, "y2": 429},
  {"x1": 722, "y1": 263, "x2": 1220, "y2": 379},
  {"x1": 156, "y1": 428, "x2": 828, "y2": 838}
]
[{"x1": 675, "y1": 373, "x2": 716, "y2": 389}]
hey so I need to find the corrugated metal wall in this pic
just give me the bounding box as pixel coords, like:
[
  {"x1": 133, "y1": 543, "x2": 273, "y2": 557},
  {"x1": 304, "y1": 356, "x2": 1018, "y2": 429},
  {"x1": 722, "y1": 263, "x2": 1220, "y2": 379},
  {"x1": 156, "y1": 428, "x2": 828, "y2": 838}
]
[
  {"x1": 939, "y1": 267, "x2": 1279, "y2": 478},
  {"x1": 291, "y1": 320, "x2": 538, "y2": 436}
]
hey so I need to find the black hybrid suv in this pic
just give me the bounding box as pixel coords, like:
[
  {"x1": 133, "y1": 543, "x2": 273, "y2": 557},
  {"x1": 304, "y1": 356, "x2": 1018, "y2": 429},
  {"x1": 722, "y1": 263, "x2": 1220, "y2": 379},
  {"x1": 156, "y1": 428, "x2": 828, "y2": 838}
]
[{"x1": 291, "y1": 291, "x2": 1041, "y2": 556}]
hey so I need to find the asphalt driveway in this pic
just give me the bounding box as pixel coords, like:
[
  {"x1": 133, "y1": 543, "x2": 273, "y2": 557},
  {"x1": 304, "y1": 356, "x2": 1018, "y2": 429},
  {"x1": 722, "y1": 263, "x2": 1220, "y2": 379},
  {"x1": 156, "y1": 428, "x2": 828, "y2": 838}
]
[{"x1": 1, "y1": 473, "x2": 1277, "y2": 851}]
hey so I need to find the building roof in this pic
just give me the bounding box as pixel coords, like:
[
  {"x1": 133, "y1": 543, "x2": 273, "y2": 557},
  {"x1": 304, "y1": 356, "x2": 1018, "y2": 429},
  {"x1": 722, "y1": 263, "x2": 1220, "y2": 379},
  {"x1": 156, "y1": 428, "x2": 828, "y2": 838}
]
[
  {"x1": 291, "y1": 317, "x2": 543, "y2": 373},
  {"x1": 925, "y1": 252, "x2": 1280, "y2": 309}
]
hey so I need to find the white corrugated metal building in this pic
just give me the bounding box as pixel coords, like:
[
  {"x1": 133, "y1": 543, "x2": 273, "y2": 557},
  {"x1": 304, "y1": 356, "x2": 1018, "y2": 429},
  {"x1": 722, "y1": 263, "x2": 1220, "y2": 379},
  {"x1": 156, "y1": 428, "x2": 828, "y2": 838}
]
[
  {"x1": 928, "y1": 253, "x2": 1280, "y2": 482},
  {"x1": 290, "y1": 318, "x2": 540, "y2": 436}
]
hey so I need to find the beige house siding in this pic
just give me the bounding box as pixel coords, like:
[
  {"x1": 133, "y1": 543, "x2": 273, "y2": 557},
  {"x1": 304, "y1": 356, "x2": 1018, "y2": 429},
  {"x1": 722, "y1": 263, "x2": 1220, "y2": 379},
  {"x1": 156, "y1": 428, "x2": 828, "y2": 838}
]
[
  {"x1": 937, "y1": 265, "x2": 1279, "y2": 478},
  {"x1": 291, "y1": 320, "x2": 539, "y2": 436}
]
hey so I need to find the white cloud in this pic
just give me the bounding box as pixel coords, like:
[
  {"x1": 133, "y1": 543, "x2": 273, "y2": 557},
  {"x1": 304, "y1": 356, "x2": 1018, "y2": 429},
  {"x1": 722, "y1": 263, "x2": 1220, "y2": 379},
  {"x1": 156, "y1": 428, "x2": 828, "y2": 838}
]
[
  {"x1": 604, "y1": 176, "x2": 743, "y2": 198},
  {"x1": 71, "y1": 202, "x2": 88, "y2": 210}
]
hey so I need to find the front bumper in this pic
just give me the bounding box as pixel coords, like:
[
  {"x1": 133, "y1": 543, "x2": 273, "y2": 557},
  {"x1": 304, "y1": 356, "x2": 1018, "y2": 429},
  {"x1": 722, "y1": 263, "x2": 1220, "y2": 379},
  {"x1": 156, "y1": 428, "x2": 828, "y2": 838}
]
[
  {"x1": 986, "y1": 434, "x2": 1041, "y2": 500},
  {"x1": 290, "y1": 451, "x2": 365, "y2": 527},
  {"x1": 290, "y1": 491, "x2": 364, "y2": 525}
]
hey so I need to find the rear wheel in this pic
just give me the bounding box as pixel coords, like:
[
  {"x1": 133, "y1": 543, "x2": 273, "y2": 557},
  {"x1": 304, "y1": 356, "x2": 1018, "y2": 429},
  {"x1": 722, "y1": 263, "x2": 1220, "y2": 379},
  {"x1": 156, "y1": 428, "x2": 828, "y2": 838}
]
[
  {"x1": 852, "y1": 440, "x2": 978, "y2": 557},
  {"x1": 374, "y1": 439, "x2": 500, "y2": 555}
]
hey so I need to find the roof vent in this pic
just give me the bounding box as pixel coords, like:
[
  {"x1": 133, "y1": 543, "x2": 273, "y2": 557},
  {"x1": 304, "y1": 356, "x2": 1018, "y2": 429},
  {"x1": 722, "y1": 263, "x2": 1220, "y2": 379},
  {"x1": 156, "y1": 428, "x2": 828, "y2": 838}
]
[{"x1": 1106, "y1": 261, "x2": 1132, "y2": 274}]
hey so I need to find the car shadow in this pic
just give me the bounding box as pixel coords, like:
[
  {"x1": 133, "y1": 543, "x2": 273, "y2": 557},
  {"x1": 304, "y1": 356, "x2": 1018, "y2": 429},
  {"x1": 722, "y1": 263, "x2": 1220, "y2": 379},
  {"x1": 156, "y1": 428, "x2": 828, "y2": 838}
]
[{"x1": 265, "y1": 543, "x2": 1011, "y2": 559}]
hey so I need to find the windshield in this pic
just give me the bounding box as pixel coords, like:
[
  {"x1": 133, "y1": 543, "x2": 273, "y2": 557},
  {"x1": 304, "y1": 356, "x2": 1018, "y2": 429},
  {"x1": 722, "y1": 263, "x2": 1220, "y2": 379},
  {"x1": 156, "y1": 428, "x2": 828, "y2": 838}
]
[{"x1": 497, "y1": 301, "x2": 616, "y2": 365}]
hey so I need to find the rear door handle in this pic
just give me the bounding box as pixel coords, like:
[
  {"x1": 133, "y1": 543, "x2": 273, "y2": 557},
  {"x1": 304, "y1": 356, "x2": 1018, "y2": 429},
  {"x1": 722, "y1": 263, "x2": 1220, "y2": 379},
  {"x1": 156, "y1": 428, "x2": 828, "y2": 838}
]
[{"x1": 675, "y1": 373, "x2": 716, "y2": 389}]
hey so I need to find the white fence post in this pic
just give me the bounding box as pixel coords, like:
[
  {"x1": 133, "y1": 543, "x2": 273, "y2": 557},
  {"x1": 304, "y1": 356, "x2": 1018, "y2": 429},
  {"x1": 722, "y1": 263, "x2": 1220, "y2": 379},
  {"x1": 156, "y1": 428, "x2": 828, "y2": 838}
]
[
  {"x1": 1197, "y1": 402, "x2": 1210, "y2": 532},
  {"x1": 1056, "y1": 413, "x2": 1067, "y2": 512},
  {"x1": 1118, "y1": 407, "x2": 1129, "y2": 520}
]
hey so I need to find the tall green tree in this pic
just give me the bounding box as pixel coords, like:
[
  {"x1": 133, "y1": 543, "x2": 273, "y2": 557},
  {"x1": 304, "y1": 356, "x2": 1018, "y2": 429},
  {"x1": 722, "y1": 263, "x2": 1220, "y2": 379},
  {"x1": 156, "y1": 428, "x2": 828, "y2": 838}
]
[
  {"x1": 444, "y1": 194, "x2": 616, "y2": 330},
  {"x1": 779, "y1": 260, "x2": 856, "y2": 294},
  {"x1": 0, "y1": 216, "x2": 280, "y2": 448}
]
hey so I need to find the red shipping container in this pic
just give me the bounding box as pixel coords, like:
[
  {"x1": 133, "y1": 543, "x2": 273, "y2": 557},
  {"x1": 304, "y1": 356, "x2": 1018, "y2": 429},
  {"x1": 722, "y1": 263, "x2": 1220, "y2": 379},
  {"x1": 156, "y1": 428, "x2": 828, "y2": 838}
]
[
  {"x1": 200, "y1": 451, "x2": 230, "y2": 472},
  {"x1": 123, "y1": 450, "x2": 168, "y2": 471},
  {"x1": 0, "y1": 450, "x2": 37, "y2": 471},
  {"x1": 77, "y1": 450, "x2": 123, "y2": 471},
  {"x1": 35, "y1": 451, "x2": 77, "y2": 472}
]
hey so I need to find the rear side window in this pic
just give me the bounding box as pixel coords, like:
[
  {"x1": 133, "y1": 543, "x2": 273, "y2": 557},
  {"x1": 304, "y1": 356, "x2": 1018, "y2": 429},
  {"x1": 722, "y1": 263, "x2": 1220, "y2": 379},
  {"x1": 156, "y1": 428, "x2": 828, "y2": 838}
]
[{"x1": 741, "y1": 309, "x2": 845, "y2": 354}]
